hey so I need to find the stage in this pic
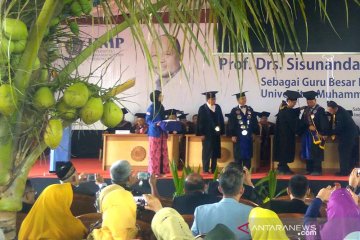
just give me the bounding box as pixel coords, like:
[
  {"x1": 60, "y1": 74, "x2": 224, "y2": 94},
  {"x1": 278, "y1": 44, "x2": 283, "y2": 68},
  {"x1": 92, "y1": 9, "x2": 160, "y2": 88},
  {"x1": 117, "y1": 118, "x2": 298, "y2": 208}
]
[{"x1": 28, "y1": 158, "x2": 349, "y2": 198}]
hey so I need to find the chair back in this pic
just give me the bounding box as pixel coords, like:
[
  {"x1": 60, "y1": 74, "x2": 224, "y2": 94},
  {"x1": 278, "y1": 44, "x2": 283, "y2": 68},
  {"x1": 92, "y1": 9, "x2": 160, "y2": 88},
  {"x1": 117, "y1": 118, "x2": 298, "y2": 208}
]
[
  {"x1": 181, "y1": 214, "x2": 194, "y2": 227},
  {"x1": 71, "y1": 194, "x2": 96, "y2": 216},
  {"x1": 239, "y1": 198, "x2": 259, "y2": 207},
  {"x1": 278, "y1": 213, "x2": 305, "y2": 240},
  {"x1": 76, "y1": 212, "x2": 102, "y2": 230},
  {"x1": 136, "y1": 219, "x2": 156, "y2": 240}
]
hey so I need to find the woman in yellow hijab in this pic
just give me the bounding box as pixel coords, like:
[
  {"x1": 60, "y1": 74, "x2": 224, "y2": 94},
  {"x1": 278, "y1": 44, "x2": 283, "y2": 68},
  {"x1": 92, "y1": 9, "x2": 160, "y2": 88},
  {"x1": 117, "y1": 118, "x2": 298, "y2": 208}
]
[
  {"x1": 89, "y1": 184, "x2": 137, "y2": 240},
  {"x1": 248, "y1": 207, "x2": 289, "y2": 240},
  {"x1": 18, "y1": 183, "x2": 87, "y2": 240}
]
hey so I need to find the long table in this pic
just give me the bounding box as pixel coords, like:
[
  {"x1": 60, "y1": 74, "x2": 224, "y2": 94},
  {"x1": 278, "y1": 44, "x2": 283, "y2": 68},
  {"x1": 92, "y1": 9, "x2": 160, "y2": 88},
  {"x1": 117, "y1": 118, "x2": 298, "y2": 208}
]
[{"x1": 102, "y1": 133, "x2": 358, "y2": 173}]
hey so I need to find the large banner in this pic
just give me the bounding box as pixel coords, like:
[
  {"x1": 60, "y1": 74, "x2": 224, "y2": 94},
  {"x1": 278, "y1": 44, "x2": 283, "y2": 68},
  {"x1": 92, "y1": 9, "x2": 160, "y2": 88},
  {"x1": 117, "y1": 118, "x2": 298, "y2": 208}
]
[{"x1": 58, "y1": 24, "x2": 360, "y2": 129}]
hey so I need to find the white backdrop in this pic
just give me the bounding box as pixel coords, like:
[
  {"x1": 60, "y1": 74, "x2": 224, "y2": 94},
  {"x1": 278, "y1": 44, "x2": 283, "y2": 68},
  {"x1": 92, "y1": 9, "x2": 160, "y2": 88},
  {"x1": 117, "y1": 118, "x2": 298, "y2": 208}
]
[{"x1": 58, "y1": 24, "x2": 360, "y2": 129}]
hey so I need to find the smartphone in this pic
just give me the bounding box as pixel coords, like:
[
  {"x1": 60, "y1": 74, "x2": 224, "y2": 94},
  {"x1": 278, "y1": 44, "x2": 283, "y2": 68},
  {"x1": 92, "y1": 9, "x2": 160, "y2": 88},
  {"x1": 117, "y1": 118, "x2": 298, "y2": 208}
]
[
  {"x1": 87, "y1": 173, "x2": 96, "y2": 181},
  {"x1": 357, "y1": 168, "x2": 360, "y2": 177}
]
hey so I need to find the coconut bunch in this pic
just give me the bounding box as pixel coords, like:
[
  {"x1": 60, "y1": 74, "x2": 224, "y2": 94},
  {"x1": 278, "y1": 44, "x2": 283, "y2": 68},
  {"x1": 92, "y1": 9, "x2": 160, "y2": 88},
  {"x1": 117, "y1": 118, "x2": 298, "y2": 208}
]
[
  {"x1": 36, "y1": 81, "x2": 124, "y2": 149},
  {"x1": 0, "y1": 1, "x2": 133, "y2": 151}
]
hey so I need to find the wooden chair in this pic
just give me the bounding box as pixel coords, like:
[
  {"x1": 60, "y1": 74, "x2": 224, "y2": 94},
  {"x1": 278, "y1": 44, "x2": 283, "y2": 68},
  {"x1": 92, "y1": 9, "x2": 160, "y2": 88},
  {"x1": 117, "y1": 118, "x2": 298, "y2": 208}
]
[
  {"x1": 239, "y1": 198, "x2": 259, "y2": 207},
  {"x1": 181, "y1": 214, "x2": 194, "y2": 227},
  {"x1": 159, "y1": 197, "x2": 173, "y2": 208},
  {"x1": 16, "y1": 212, "x2": 27, "y2": 234},
  {"x1": 136, "y1": 219, "x2": 156, "y2": 240},
  {"x1": 76, "y1": 212, "x2": 102, "y2": 230},
  {"x1": 278, "y1": 213, "x2": 305, "y2": 240},
  {"x1": 71, "y1": 194, "x2": 97, "y2": 216}
]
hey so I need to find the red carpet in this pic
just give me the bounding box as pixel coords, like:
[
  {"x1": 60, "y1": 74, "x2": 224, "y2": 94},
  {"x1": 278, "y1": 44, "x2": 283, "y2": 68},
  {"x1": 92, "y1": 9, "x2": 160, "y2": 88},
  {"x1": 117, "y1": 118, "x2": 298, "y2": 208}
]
[{"x1": 29, "y1": 158, "x2": 349, "y2": 182}]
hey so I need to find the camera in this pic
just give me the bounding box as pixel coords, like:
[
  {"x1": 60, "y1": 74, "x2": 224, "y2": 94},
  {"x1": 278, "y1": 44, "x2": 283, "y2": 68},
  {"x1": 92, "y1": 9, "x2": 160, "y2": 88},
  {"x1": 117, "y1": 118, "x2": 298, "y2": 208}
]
[
  {"x1": 137, "y1": 172, "x2": 150, "y2": 181},
  {"x1": 134, "y1": 196, "x2": 147, "y2": 210}
]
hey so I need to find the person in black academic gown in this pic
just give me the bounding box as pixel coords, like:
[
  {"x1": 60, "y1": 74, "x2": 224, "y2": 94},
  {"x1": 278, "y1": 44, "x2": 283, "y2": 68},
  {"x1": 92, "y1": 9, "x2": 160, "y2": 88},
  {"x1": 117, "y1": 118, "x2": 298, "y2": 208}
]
[
  {"x1": 228, "y1": 92, "x2": 259, "y2": 169},
  {"x1": 347, "y1": 110, "x2": 360, "y2": 169},
  {"x1": 258, "y1": 111, "x2": 275, "y2": 167},
  {"x1": 327, "y1": 101, "x2": 358, "y2": 176},
  {"x1": 196, "y1": 91, "x2": 225, "y2": 173},
  {"x1": 300, "y1": 91, "x2": 329, "y2": 176},
  {"x1": 273, "y1": 90, "x2": 302, "y2": 174},
  {"x1": 105, "y1": 108, "x2": 132, "y2": 133}
]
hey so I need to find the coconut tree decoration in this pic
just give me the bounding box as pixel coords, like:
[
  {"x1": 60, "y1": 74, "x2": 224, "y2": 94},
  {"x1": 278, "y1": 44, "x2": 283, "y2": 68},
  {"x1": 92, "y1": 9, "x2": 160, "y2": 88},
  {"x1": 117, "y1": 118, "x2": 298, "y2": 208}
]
[{"x1": 0, "y1": 0, "x2": 358, "y2": 238}]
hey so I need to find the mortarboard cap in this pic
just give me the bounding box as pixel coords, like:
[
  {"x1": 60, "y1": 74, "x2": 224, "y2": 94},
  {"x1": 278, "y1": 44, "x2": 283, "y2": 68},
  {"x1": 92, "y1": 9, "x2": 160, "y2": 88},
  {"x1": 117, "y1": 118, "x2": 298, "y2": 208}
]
[
  {"x1": 121, "y1": 108, "x2": 129, "y2": 115},
  {"x1": 327, "y1": 101, "x2": 338, "y2": 108},
  {"x1": 55, "y1": 161, "x2": 76, "y2": 181},
  {"x1": 232, "y1": 91, "x2": 248, "y2": 99},
  {"x1": 258, "y1": 111, "x2": 270, "y2": 118},
  {"x1": 347, "y1": 110, "x2": 353, "y2": 117},
  {"x1": 284, "y1": 90, "x2": 302, "y2": 100},
  {"x1": 177, "y1": 113, "x2": 189, "y2": 120},
  {"x1": 164, "y1": 109, "x2": 181, "y2": 117},
  {"x1": 135, "y1": 113, "x2": 146, "y2": 118},
  {"x1": 202, "y1": 91, "x2": 218, "y2": 99},
  {"x1": 302, "y1": 91, "x2": 318, "y2": 100}
]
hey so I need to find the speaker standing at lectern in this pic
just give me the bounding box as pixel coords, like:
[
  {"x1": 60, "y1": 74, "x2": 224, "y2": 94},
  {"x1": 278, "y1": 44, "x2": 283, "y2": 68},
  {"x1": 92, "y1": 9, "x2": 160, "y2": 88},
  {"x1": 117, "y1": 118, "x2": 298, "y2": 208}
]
[{"x1": 196, "y1": 91, "x2": 225, "y2": 174}]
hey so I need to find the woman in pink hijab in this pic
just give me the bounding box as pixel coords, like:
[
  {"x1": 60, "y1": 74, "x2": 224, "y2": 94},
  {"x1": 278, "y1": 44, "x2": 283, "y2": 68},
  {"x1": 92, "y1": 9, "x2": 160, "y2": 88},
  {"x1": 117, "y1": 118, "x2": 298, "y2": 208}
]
[{"x1": 305, "y1": 187, "x2": 360, "y2": 240}]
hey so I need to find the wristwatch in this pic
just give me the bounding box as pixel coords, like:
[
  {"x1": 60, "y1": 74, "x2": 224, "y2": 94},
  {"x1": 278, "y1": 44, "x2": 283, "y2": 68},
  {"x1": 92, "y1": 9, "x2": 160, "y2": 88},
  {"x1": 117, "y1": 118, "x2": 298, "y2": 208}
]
[{"x1": 346, "y1": 185, "x2": 356, "y2": 192}]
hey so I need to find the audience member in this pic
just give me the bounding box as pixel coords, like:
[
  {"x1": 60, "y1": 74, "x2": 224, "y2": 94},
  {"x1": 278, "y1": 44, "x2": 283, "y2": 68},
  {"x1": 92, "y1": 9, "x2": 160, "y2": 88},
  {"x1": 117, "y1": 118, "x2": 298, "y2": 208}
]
[
  {"x1": 89, "y1": 160, "x2": 138, "y2": 239},
  {"x1": 55, "y1": 161, "x2": 81, "y2": 186},
  {"x1": 191, "y1": 168, "x2": 252, "y2": 239},
  {"x1": 144, "y1": 194, "x2": 194, "y2": 240},
  {"x1": 207, "y1": 162, "x2": 262, "y2": 205},
  {"x1": 263, "y1": 175, "x2": 309, "y2": 214},
  {"x1": 248, "y1": 207, "x2": 289, "y2": 240},
  {"x1": 305, "y1": 186, "x2": 360, "y2": 240},
  {"x1": 94, "y1": 160, "x2": 138, "y2": 210},
  {"x1": 20, "y1": 179, "x2": 36, "y2": 214},
  {"x1": 18, "y1": 183, "x2": 87, "y2": 240},
  {"x1": 348, "y1": 168, "x2": 360, "y2": 195},
  {"x1": 172, "y1": 173, "x2": 220, "y2": 214}
]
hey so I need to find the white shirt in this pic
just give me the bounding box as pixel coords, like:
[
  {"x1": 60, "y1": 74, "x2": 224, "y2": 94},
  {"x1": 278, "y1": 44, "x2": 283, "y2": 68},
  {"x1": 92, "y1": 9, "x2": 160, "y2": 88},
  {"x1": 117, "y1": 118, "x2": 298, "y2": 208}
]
[
  {"x1": 207, "y1": 102, "x2": 216, "y2": 112},
  {"x1": 239, "y1": 104, "x2": 247, "y2": 114}
]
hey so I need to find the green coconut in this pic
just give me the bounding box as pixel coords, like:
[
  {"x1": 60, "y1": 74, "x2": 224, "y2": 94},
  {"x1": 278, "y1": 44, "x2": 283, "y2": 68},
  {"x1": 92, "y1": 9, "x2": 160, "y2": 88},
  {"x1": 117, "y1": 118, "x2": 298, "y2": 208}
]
[
  {"x1": 12, "y1": 40, "x2": 27, "y2": 53},
  {"x1": 0, "y1": 84, "x2": 17, "y2": 116},
  {"x1": 2, "y1": 18, "x2": 28, "y2": 41},
  {"x1": 63, "y1": 82, "x2": 89, "y2": 108},
  {"x1": 57, "y1": 100, "x2": 78, "y2": 120},
  {"x1": 101, "y1": 101, "x2": 123, "y2": 128},
  {"x1": 33, "y1": 87, "x2": 55, "y2": 110},
  {"x1": 44, "y1": 119, "x2": 63, "y2": 149},
  {"x1": 70, "y1": 1, "x2": 83, "y2": 17},
  {"x1": 80, "y1": 97, "x2": 104, "y2": 124}
]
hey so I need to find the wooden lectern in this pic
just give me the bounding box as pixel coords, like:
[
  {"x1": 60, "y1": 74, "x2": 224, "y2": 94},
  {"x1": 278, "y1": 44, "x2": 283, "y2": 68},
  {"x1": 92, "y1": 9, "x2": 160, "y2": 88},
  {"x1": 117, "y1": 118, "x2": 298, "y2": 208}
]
[{"x1": 102, "y1": 134, "x2": 180, "y2": 170}]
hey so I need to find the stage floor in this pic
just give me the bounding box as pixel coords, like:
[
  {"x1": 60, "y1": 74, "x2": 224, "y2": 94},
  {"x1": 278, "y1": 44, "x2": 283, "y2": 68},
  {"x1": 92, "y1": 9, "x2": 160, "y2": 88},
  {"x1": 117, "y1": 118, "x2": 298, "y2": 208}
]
[
  {"x1": 29, "y1": 158, "x2": 348, "y2": 181},
  {"x1": 28, "y1": 158, "x2": 350, "y2": 199}
]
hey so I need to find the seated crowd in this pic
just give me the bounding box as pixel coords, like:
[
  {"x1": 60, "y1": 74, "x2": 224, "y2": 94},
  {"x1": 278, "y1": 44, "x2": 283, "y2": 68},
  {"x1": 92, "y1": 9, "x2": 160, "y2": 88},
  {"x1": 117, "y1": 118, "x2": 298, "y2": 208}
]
[{"x1": 19, "y1": 162, "x2": 360, "y2": 240}]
